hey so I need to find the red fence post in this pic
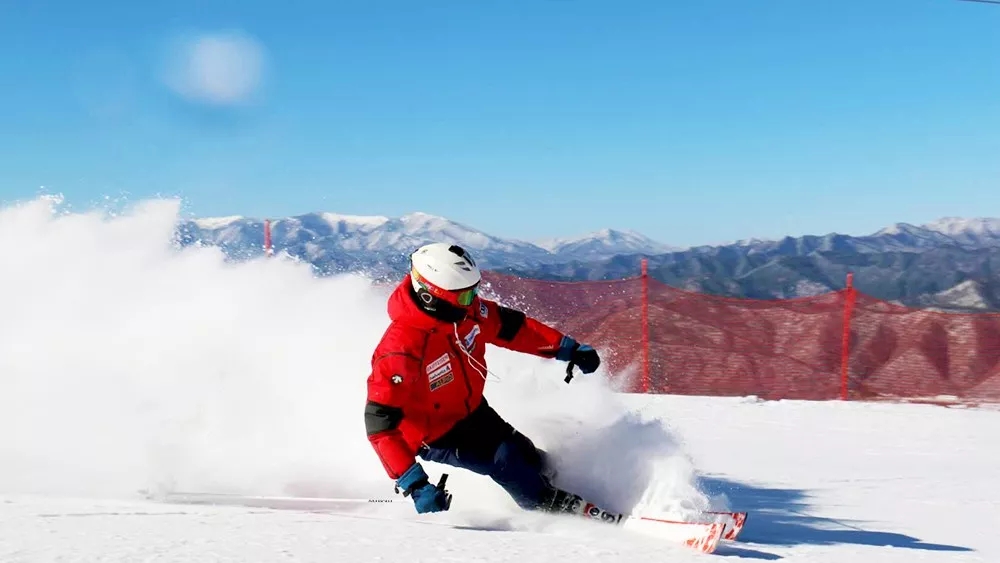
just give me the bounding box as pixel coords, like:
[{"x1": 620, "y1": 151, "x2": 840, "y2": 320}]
[
  {"x1": 840, "y1": 272, "x2": 856, "y2": 400},
  {"x1": 641, "y1": 258, "x2": 650, "y2": 394},
  {"x1": 264, "y1": 219, "x2": 273, "y2": 257}
]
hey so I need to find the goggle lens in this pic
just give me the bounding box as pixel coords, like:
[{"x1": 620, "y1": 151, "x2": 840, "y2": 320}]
[{"x1": 457, "y1": 285, "x2": 479, "y2": 306}]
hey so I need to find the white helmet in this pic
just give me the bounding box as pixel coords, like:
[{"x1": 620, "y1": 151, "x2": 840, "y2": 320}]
[{"x1": 410, "y1": 242, "x2": 482, "y2": 309}]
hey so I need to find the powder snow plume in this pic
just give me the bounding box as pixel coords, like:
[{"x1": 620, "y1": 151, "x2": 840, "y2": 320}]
[{"x1": 0, "y1": 196, "x2": 707, "y2": 519}]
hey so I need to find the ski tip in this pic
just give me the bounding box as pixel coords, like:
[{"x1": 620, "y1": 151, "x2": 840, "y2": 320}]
[
  {"x1": 702, "y1": 510, "x2": 748, "y2": 542},
  {"x1": 725, "y1": 511, "x2": 747, "y2": 541},
  {"x1": 683, "y1": 522, "x2": 724, "y2": 554}
]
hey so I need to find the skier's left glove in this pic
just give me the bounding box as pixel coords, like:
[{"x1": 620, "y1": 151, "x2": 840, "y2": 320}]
[
  {"x1": 556, "y1": 336, "x2": 601, "y2": 374},
  {"x1": 396, "y1": 462, "x2": 452, "y2": 514}
]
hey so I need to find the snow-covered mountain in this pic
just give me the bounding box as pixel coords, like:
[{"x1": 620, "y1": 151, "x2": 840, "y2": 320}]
[
  {"x1": 723, "y1": 216, "x2": 1000, "y2": 257},
  {"x1": 177, "y1": 210, "x2": 1000, "y2": 310},
  {"x1": 536, "y1": 228, "x2": 680, "y2": 261},
  {"x1": 870, "y1": 222, "x2": 960, "y2": 251},
  {"x1": 264, "y1": 212, "x2": 544, "y2": 259},
  {"x1": 177, "y1": 211, "x2": 676, "y2": 276},
  {"x1": 921, "y1": 217, "x2": 1000, "y2": 247},
  {"x1": 868, "y1": 217, "x2": 1000, "y2": 251}
]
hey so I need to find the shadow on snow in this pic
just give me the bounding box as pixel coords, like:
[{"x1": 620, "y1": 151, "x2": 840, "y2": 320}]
[{"x1": 697, "y1": 476, "x2": 973, "y2": 555}]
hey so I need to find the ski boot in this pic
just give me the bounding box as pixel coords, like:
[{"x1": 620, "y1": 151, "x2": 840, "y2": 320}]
[{"x1": 540, "y1": 487, "x2": 624, "y2": 524}]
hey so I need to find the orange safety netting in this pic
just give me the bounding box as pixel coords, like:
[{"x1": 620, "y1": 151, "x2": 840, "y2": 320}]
[
  {"x1": 479, "y1": 270, "x2": 1000, "y2": 403},
  {"x1": 846, "y1": 292, "x2": 1000, "y2": 402}
]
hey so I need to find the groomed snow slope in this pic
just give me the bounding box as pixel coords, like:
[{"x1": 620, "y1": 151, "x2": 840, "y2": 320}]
[{"x1": 1, "y1": 197, "x2": 997, "y2": 562}]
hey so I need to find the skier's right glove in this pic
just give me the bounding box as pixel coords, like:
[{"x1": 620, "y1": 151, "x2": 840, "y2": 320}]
[{"x1": 395, "y1": 462, "x2": 452, "y2": 514}]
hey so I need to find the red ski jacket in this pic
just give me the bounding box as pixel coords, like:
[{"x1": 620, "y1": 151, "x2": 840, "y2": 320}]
[{"x1": 364, "y1": 276, "x2": 567, "y2": 479}]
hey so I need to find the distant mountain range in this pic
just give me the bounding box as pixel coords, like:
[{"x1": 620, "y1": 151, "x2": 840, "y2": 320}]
[
  {"x1": 176, "y1": 213, "x2": 1000, "y2": 312},
  {"x1": 176, "y1": 211, "x2": 678, "y2": 273}
]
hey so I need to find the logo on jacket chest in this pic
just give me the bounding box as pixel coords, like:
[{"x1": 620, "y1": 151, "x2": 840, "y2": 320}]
[{"x1": 426, "y1": 352, "x2": 455, "y2": 391}]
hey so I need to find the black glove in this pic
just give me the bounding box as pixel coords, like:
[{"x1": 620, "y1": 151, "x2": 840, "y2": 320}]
[
  {"x1": 396, "y1": 462, "x2": 452, "y2": 514},
  {"x1": 556, "y1": 336, "x2": 601, "y2": 374}
]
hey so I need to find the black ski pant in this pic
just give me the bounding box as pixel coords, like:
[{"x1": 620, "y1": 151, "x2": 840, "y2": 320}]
[{"x1": 417, "y1": 399, "x2": 555, "y2": 510}]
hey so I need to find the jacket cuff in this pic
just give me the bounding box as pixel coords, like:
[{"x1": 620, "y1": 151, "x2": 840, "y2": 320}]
[
  {"x1": 396, "y1": 462, "x2": 428, "y2": 494},
  {"x1": 556, "y1": 335, "x2": 578, "y2": 362}
]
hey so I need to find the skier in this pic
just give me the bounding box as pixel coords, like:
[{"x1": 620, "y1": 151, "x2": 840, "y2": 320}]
[{"x1": 364, "y1": 242, "x2": 616, "y2": 520}]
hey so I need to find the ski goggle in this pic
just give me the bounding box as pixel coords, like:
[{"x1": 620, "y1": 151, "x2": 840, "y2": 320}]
[
  {"x1": 455, "y1": 284, "x2": 479, "y2": 306},
  {"x1": 412, "y1": 269, "x2": 480, "y2": 307}
]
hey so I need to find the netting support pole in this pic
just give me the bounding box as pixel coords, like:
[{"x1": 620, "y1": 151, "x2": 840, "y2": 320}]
[
  {"x1": 840, "y1": 272, "x2": 856, "y2": 400},
  {"x1": 641, "y1": 258, "x2": 650, "y2": 394},
  {"x1": 264, "y1": 219, "x2": 273, "y2": 257}
]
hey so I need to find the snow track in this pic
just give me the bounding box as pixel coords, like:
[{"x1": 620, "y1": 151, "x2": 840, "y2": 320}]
[{"x1": 4, "y1": 396, "x2": 996, "y2": 562}]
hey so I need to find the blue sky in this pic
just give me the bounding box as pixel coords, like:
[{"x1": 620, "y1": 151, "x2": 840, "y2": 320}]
[{"x1": 1, "y1": 0, "x2": 998, "y2": 247}]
